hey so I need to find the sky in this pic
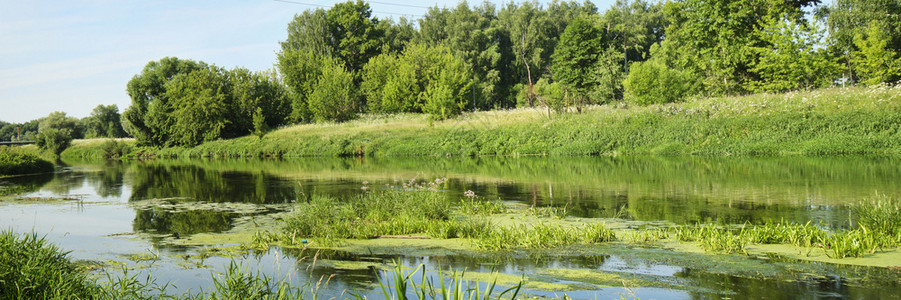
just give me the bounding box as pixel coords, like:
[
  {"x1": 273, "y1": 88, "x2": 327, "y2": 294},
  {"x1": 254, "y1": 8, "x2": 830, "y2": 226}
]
[{"x1": 0, "y1": 0, "x2": 615, "y2": 124}]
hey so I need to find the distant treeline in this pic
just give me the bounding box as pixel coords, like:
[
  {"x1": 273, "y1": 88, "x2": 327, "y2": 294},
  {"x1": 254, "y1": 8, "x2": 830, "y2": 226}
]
[
  {"x1": 112, "y1": 0, "x2": 899, "y2": 147},
  {"x1": 0, "y1": 105, "x2": 127, "y2": 142}
]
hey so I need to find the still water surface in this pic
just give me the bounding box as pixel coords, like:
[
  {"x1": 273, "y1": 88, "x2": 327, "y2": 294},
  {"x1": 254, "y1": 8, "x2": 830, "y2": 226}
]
[{"x1": 1, "y1": 156, "x2": 900, "y2": 298}]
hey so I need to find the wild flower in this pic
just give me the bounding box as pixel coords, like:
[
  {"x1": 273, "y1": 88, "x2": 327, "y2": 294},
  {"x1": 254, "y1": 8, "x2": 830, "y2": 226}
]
[{"x1": 464, "y1": 190, "x2": 477, "y2": 199}]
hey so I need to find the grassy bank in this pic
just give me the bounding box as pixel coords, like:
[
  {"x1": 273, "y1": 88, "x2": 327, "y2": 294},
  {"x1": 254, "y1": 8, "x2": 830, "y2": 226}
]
[
  {"x1": 63, "y1": 86, "x2": 901, "y2": 159},
  {"x1": 0, "y1": 148, "x2": 54, "y2": 176}
]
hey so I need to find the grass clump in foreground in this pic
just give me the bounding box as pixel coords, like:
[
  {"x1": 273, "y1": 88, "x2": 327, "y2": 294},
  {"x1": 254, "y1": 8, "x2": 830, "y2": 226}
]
[
  {"x1": 0, "y1": 149, "x2": 54, "y2": 176},
  {"x1": 0, "y1": 230, "x2": 98, "y2": 299}
]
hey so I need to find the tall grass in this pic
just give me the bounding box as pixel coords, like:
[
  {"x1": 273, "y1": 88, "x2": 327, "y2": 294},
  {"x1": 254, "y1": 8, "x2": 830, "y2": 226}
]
[
  {"x1": 0, "y1": 149, "x2": 54, "y2": 176},
  {"x1": 0, "y1": 230, "x2": 99, "y2": 299},
  {"x1": 671, "y1": 196, "x2": 901, "y2": 257}
]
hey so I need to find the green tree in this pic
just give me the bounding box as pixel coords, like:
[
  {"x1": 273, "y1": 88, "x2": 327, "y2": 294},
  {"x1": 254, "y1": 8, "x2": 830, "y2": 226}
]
[
  {"x1": 278, "y1": 50, "x2": 327, "y2": 123},
  {"x1": 826, "y1": 0, "x2": 901, "y2": 81},
  {"x1": 123, "y1": 57, "x2": 208, "y2": 145},
  {"x1": 851, "y1": 22, "x2": 901, "y2": 85},
  {"x1": 252, "y1": 107, "x2": 268, "y2": 139},
  {"x1": 361, "y1": 43, "x2": 473, "y2": 119},
  {"x1": 81, "y1": 104, "x2": 126, "y2": 138},
  {"x1": 748, "y1": 18, "x2": 842, "y2": 92},
  {"x1": 326, "y1": 0, "x2": 384, "y2": 74},
  {"x1": 660, "y1": 0, "x2": 820, "y2": 95},
  {"x1": 599, "y1": 0, "x2": 666, "y2": 70},
  {"x1": 419, "y1": 2, "x2": 512, "y2": 110},
  {"x1": 552, "y1": 18, "x2": 606, "y2": 108},
  {"x1": 164, "y1": 67, "x2": 232, "y2": 147},
  {"x1": 308, "y1": 60, "x2": 358, "y2": 122},
  {"x1": 35, "y1": 112, "x2": 80, "y2": 156},
  {"x1": 499, "y1": 2, "x2": 553, "y2": 107}
]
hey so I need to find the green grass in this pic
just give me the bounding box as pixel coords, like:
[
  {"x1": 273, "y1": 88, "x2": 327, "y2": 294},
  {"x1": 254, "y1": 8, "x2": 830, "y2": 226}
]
[
  {"x1": 61, "y1": 86, "x2": 901, "y2": 159},
  {"x1": 0, "y1": 149, "x2": 54, "y2": 176},
  {"x1": 669, "y1": 196, "x2": 901, "y2": 257},
  {"x1": 0, "y1": 230, "x2": 99, "y2": 299}
]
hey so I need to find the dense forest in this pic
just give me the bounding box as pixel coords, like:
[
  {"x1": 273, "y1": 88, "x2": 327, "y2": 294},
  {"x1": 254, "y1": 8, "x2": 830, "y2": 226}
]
[{"x1": 5, "y1": 0, "x2": 900, "y2": 150}]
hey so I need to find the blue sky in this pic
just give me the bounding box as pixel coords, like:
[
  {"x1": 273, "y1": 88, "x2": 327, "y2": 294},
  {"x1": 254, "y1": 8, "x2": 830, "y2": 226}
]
[{"x1": 0, "y1": 0, "x2": 615, "y2": 123}]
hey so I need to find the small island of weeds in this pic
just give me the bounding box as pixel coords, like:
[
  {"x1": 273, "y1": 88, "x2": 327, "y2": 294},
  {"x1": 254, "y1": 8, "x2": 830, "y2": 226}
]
[{"x1": 245, "y1": 180, "x2": 901, "y2": 268}]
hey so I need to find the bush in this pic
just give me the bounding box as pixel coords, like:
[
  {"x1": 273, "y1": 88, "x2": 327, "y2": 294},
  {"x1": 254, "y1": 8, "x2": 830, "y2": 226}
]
[
  {"x1": 623, "y1": 60, "x2": 690, "y2": 105},
  {"x1": 308, "y1": 62, "x2": 359, "y2": 122},
  {"x1": 0, "y1": 150, "x2": 54, "y2": 176}
]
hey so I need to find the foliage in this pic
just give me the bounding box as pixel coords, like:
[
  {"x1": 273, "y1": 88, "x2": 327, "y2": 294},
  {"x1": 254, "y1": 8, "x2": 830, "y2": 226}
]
[
  {"x1": 598, "y1": 0, "x2": 667, "y2": 70},
  {"x1": 826, "y1": 0, "x2": 901, "y2": 81},
  {"x1": 277, "y1": 50, "x2": 326, "y2": 123},
  {"x1": 0, "y1": 119, "x2": 39, "y2": 142},
  {"x1": 123, "y1": 57, "x2": 208, "y2": 145},
  {"x1": 0, "y1": 150, "x2": 54, "y2": 176},
  {"x1": 552, "y1": 17, "x2": 607, "y2": 106},
  {"x1": 623, "y1": 59, "x2": 690, "y2": 105},
  {"x1": 308, "y1": 61, "x2": 359, "y2": 122},
  {"x1": 850, "y1": 22, "x2": 901, "y2": 86},
  {"x1": 748, "y1": 18, "x2": 842, "y2": 92},
  {"x1": 81, "y1": 104, "x2": 127, "y2": 139},
  {"x1": 361, "y1": 43, "x2": 473, "y2": 119},
  {"x1": 0, "y1": 230, "x2": 99, "y2": 299},
  {"x1": 35, "y1": 111, "x2": 80, "y2": 156},
  {"x1": 660, "y1": 0, "x2": 820, "y2": 95},
  {"x1": 419, "y1": 2, "x2": 513, "y2": 110},
  {"x1": 125, "y1": 58, "x2": 290, "y2": 147}
]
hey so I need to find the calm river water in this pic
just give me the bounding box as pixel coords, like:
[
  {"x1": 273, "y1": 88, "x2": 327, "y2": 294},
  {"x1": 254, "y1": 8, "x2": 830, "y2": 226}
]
[{"x1": 2, "y1": 156, "x2": 900, "y2": 299}]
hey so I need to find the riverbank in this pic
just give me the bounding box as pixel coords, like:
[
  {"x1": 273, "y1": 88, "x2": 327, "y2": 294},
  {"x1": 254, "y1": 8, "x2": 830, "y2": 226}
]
[
  {"x1": 61, "y1": 86, "x2": 901, "y2": 159},
  {"x1": 0, "y1": 148, "x2": 54, "y2": 177}
]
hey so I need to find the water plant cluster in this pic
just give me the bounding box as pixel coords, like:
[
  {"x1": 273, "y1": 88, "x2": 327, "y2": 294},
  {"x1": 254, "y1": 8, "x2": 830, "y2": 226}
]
[
  {"x1": 271, "y1": 183, "x2": 901, "y2": 261},
  {"x1": 271, "y1": 183, "x2": 618, "y2": 251},
  {"x1": 672, "y1": 195, "x2": 901, "y2": 258}
]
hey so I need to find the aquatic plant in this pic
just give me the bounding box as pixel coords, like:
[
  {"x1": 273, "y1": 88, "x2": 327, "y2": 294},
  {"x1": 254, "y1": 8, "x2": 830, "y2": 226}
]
[{"x1": 374, "y1": 261, "x2": 523, "y2": 300}]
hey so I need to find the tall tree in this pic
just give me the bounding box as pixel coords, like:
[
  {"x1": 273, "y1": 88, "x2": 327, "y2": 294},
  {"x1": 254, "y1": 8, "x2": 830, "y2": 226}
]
[
  {"x1": 82, "y1": 104, "x2": 127, "y2": 139},
  {"x1": 826, "y1": 0, "x2": 901, "y2": 83},
  {"x1": 123, "y1": 57, "x2": 208, "y2": 145},
  {"x1": 419, "y1": 2, "x2": 511, "y2": 110},
  {"x1": 660, "y1": 0, "x2": 821, "y2": 95},
  {"x1": 599, "y1": 0, "x2": 666, "y2": 70},
  {"x1": 552, "y1": 17, "x2": 606, "y2": 109},
  {"x1": 326, "y1": 0, "x2": 384, "y2": 75},
  {"x1": 36, "y1": 112, "x2": 80, "y2": 156}
]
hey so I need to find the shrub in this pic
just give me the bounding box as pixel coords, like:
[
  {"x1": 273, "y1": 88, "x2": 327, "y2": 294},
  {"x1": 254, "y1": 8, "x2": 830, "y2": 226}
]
[
  {"x1": 623, "y1": 60, "x2": 690, "y2": 105},
  {"x1": 0, "y1": 151, "x2": 54, "y2": 176}
]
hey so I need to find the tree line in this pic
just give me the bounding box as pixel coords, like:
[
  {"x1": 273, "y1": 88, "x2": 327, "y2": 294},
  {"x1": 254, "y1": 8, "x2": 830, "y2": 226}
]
[
  {"x1": 108, "y1": 0, "x2": 900, "y2": 147},
  {"x1": 0, "y1": 105, "x2": 128, "y2": 155}
]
